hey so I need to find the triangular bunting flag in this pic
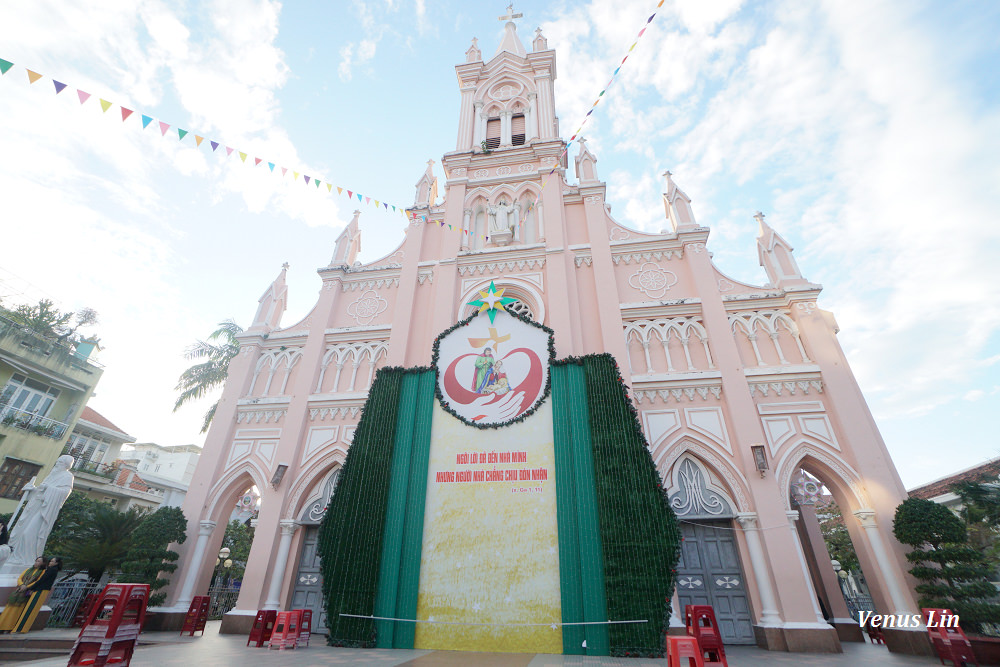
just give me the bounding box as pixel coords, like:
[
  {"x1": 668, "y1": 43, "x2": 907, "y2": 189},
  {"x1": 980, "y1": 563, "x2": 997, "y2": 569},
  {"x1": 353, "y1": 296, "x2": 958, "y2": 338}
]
[
  {"x1": 326, "y1": 183, "x2": 332, "y2": 192},
  {"x1": 347, "y1": 190, "x2": 353, "y2": 198},
  {"x1": 239, "y1": 151, "x2": 247, "y2": 162},
  {"x1": 142, "y1": 115, "x2": 153, "y2": 128},
  {"x1": 195, "y1": 135, "x2": 204, "y2": 146},
  {"x1": 178, "y1": 129, "x2": 188, "y2": 140},
  {"x1": 121, "y1": 107, "x2": 134, "y2": 122},
  {"x1": 448, "y1": 224, "x2": 452, "y2": 230},
  {"x1": 26, "y1": 70, "x2": 42, "y2": 84},
  {"x1": 254, "y1": 157, "x2": 262, "y2": 166},
  {"x1": 304, "y1": 176, "x2": 311, "y2": 185},
  {"x1": 210, "y1": 141, "x2": 220, "y2": 151},
  {"x1": 392, "y1": 205, "x2": 396, "y2": 212},
  {"x1": 383, "y1": 203, "x2": 388, "y2": 210},
  {"x1": 281, "y1": 167, "x2": 287, "y2": 176},
  {"x1": 226, "y1": 147, "x2": 234, "y2": 156},
  {"x1": 315, "y1": 179, "x2": 321, "y2": 188},
  {"x1": 100, "y1": 99, "x2": 112, "y2": 112},
  {"x1": 293, "y1": 171, "x2": 300, "y2": 180},
  {"x1": 0, "y1": 59, "x2": 13, "y2": 75},
  {"x1": 357, "y1": 194, "x2": 362, "y2": 202},
  {"x1": 337, "y1": 187, "x2": 343, "y2": 195},
  {"x1": 77, "y1": 90, "x2": 90, "y2": 104},
  {"x1": 365, "y1": 197, "x2": 370, "y2": 205},
  {"x1": 52, "y1": 80, "x2": 67, "y2": 94},
  {"x1": 159, "y1": 121, "x2": 170, "y2": 135},
  {"x1": 374, "y1": 200, "x2": 380, "y2": 208},
  {"x1": 268, "y1": 162, "x2": 275, "y2": 171}
]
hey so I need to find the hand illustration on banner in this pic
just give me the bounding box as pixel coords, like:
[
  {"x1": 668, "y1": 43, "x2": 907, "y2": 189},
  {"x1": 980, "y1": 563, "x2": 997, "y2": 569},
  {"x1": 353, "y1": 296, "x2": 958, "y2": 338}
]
[{"x1": 466, "y1": 390, "x2": 525, "y2": 422}]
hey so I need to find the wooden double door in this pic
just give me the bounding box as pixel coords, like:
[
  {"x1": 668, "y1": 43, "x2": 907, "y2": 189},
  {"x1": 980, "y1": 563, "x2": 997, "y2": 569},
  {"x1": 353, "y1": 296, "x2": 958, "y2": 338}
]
[{"x1": 675, "y1": 519, "x2": 755, "y2": 644}]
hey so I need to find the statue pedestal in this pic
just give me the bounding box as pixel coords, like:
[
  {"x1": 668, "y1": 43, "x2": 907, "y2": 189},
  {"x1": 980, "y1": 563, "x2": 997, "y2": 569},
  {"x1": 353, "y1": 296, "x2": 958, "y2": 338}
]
[{"x1": 491, "y1": 229, "x2": 513, "y2": 246}]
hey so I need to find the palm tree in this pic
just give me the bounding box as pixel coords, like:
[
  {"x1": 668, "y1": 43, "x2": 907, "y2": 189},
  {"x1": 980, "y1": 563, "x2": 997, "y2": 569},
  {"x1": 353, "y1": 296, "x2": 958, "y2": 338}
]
[
  {"x1": 61, "y1": 504, "x2": 147, "y2": 581},
  {"x1": 173, "y1": 320, "x2": 243, "y2": 433}
]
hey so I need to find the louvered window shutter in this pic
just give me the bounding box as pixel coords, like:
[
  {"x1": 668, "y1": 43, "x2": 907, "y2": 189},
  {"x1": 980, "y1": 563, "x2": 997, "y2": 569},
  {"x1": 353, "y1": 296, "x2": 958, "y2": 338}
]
[
  {"x1": 485, "y1": 118, "x2": 501, "y2": 149},
  {"x1": 511, "y1": 114, "x2": 526, "y2": 146}
]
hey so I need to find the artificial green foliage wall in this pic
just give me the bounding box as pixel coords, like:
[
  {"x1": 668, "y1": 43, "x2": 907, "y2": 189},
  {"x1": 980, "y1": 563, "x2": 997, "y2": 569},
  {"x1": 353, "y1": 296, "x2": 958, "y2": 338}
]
[
  {"x1": 318, "y1": 367, "x2": 406, "y2": 647},
  {"x1": 580, "y1": 354, "x2": 682, "y2": 657}
]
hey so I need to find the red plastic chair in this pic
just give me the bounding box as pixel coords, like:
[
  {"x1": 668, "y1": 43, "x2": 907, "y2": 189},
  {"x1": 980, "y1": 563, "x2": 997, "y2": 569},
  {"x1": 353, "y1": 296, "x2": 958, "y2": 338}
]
[
  {"x1": 685, "y1": 605, "x2": 728, "y2": 667},
  {"x1": 668, "y1": 636, "x2": 706, "y2": 667},
  {"x1": 247, "y1": 609, "x2": 278, "y2": 647},
  {"x1": 922, "y1": 608, "x2": 979, "y2": 667},
  {"x1": 296, "y1": 609, "x2": 312, "y2": 648},
  {"x1": 267, "y1": 610, "x2": 301, "y2": 650}
]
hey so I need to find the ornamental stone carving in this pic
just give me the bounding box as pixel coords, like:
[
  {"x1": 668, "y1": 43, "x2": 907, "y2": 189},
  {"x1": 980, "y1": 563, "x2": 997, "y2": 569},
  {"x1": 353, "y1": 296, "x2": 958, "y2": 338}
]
[
  {"x1": 628, "y1": 262, "x2": 678, "y2": 299},
  {"x1": 347, "y1": 289, "x2": 388, "y2": 325}
]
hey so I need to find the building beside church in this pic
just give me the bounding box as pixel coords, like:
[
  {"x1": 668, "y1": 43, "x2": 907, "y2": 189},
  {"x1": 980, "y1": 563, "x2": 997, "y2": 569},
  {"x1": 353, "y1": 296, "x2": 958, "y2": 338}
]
[{"x1": 165, "y1": 13, "x2": 925, "y2": 654}]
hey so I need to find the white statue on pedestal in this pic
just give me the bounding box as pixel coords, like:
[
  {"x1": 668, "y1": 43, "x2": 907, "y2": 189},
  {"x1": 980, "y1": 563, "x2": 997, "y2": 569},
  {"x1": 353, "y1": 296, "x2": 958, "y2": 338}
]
[
  {"x1": 487, "y1": 199, "x2": 521, "y2": 245},
  {"x1": 0, "y1": 455, "x2": 75, "y2": 576}
]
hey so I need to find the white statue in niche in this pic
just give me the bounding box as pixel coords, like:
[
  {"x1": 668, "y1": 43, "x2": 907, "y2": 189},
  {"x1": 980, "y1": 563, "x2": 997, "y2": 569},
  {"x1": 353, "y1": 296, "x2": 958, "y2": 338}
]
[
  {"x1": 0, "y1": 455, "x2": 76, "y2": 575},
  {"x1": 487, "y1": 198, "x2": 521, "y2": 238}
]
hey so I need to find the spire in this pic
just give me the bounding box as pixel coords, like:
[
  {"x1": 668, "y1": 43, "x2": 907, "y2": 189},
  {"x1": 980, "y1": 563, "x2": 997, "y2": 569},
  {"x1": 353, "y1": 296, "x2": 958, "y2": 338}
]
[
  {"x1": 574, "y1": 137, "x2": 599, "y2": 183},
  {"x1": 662, "y1": 171, "x2": 697, "y2": 231},
  {"x1": 755, "y1": 211, "x2": 806, "y2": 287},
  {"x1": 249, "y1": 264, "x2": 289, "y2": 332},
  {"x1": 495, "y1": 5, "x2": 527, "y2": 58},
  {"x1": 466, "y1": 37, "x2": 482, "y2": 63},
  {"x1": 331, "y1": 211, "x2": 362, "y2": 266},
  {"x1": 413, "y1": 160, "x2": 438, "y2": 207},
  {"x1": 532, "y1": 27, "x2": 548, "y2": 52}
]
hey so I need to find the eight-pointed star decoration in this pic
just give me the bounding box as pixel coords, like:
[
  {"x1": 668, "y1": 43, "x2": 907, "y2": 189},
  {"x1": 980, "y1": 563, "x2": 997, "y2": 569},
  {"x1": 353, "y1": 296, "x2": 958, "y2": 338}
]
[{"x1": 467, "y1": 280, "x2": 517, "y2": 324}]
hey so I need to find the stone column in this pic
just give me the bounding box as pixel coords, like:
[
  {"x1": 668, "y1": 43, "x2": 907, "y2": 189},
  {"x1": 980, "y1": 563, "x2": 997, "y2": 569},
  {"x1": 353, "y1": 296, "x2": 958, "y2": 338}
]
[
  {"x1": 462, "y1": 209, "x2": 472, "y2": 250},
  {"x1": 786, "y1": 510, "x2": 828, "y2": 624},
  {"x1": 853, "y1": 509, "x2": 914, "y2": 615},
  {"x1": 175, "y1": 520, "x2": 216, "y2": 609},
  {"x1": 500, "y1": 110, "x2": 512, "y2": 147},
  {"x1": 263, "y1": 520, "x2": 299, "y2": 610},
  {"x1": 472, "y1": 100, "x2": 484, "y2": 147},
  {"x1": 795, "y1": 501, "x2": 863, "y2": 641},
  {"x1": 736, "y1": 513, "x2": 782, "y2": 626},
  {"x1": 526, "y1": 92, "x2": 538, "y2": 141}
]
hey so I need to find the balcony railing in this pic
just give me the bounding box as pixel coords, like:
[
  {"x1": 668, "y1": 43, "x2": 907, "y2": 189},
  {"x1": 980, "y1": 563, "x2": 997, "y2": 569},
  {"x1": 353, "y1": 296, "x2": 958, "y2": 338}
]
[{"x1": 0, "y1": 405, "x2": 69, "y2": 440}]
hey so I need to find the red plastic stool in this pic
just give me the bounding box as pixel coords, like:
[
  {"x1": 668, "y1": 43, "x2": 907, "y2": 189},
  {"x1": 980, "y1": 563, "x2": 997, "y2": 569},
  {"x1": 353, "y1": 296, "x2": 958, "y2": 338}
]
[
  {"x1": 296, "y1": 609, "x2": 312, "y2": 648},
  {"x1": 668, "y1": 636, "x2": 706, "y2": 667},
  {"x1": 247, "y1": 609, "x2": 278, "y2": 647}
]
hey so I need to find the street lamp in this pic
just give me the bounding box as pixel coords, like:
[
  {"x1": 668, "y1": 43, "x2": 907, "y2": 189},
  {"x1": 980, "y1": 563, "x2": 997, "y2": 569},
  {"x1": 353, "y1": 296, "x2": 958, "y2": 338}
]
[{"x1": 213, "y1": 547, "x2": 232, "y2": 588}]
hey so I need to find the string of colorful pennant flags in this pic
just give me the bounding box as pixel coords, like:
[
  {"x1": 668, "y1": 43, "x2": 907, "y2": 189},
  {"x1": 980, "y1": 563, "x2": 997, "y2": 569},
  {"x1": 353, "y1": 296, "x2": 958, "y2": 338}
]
[
  {"x1": 0, "y1": 0, "x2": 664, "y2": 245},
  {"x1": 0, "y1": 57, "x2": 415, "y2": 222}
]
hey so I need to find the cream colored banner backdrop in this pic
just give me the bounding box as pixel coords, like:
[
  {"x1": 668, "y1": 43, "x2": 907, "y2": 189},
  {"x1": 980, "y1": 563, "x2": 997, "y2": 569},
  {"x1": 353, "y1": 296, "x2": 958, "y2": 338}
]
[{"x1": 414, "y1": 401, "x2": 562, "y2": 653}]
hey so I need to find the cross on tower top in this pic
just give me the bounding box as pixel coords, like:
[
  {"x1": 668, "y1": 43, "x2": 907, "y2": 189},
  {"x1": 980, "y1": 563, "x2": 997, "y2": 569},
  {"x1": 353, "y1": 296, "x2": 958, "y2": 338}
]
[{"x1": 498, "y1": 4, "x2": 522, "y2": 22}]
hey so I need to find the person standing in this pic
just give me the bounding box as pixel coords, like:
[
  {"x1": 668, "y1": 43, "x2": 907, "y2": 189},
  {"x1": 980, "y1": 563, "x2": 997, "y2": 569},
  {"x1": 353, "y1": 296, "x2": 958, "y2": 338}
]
[
  {"x1": 0, "y1": 557, "x2": 45, "y2": 632},
  {"x1": 10, "y1": 557, "x2": 61, "y2": 633}
]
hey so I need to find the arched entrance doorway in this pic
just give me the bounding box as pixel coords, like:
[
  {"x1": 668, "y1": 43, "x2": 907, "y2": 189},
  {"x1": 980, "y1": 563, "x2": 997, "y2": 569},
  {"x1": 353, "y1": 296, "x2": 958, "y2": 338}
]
[
  {"x1": 290, "y1": 467, "x2": 340, "y2": 632},
  {"x1": 669, "y1": 457, "x2": 755, "y2": 644}
]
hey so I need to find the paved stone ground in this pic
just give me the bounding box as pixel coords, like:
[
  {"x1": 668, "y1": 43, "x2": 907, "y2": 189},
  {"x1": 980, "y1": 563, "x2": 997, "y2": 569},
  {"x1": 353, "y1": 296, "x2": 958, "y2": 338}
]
[{"x1": 10, "y1": 621, "x2": 944, "y2": 666}]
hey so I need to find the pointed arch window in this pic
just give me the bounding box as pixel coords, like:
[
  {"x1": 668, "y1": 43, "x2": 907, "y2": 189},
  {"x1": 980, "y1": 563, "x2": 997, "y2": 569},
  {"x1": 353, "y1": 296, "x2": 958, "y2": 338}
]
[
  {"x1": 511, "y1": 114, "x2": 526, "y2": 146},
  {"x1": 485, "y1": 118, "x2": 501, "y2": 150}
]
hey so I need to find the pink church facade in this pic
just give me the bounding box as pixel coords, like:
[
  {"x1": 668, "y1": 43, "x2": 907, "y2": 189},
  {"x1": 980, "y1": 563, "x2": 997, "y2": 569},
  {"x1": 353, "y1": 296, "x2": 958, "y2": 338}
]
[{"x1": 164, "y1": 18, "x2": 925, "y2": 654}]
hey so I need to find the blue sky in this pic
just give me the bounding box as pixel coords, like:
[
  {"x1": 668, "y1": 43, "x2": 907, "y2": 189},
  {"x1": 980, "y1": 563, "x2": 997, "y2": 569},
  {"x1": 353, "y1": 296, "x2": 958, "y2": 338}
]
[{"x1": 0, "y1": 0, "x2": 997, "y2": 488}]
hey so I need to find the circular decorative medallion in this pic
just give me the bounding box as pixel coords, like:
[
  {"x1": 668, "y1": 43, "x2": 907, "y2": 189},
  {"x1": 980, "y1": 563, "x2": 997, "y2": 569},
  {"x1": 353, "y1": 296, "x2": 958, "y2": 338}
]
[{"x1": 434, "y1": 307, "x2": 553, "y2": 428}]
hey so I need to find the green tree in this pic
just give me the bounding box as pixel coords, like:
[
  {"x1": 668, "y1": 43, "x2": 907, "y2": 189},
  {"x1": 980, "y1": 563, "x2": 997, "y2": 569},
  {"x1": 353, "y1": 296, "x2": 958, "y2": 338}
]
[
  {"x1": 894, "y1": 497, "x2": 1000, "y2": 633},
  {"x1": 119, "y1": 506, "x2": 188, "y2": 606},
  {"x1": 219, "y1": 520, "x2": 255, "y2": 582},
  {"x1": 45, "y1": 491, "x2": 105, "y2": 558},
  {"x1": 173, "y1": 320, "x2": 243, "y2": 433},
  {"x1": 817, "y1": 501, "x2": 860, "y2": 572},
  {"x1": 0, "y1": 299, "x2": 98, "y2": 344},
  {"x1": 60, "y1": 504, "x2": 147, "y2": 581}
]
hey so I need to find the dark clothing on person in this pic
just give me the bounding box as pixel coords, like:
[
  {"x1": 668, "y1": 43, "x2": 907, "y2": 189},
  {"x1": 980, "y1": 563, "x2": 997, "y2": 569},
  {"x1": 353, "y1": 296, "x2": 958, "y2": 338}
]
[{"x1": 26, "y1": 566, "x2": 58, "y2": 593}]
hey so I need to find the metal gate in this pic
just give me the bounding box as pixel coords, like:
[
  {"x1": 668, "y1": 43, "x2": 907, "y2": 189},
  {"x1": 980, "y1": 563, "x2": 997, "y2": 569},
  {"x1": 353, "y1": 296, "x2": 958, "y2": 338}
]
[
  {"x1": 675, "y1": 519, "x2": 755, "y2": 644},
  {"x1": 290, "y1": 525, "x2": 326, "y2": 633}
]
